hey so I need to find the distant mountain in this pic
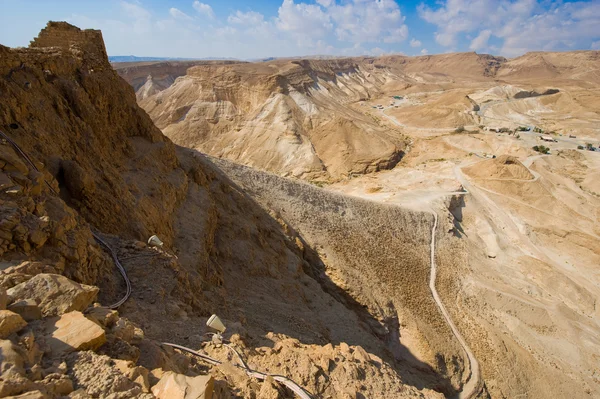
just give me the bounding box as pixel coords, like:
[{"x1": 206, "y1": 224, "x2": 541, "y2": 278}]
[{"x1": 109, "y1": 55, "x2": 239, "y2": 63}]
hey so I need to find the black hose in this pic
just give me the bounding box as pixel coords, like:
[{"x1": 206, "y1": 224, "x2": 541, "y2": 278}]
[{"x1": 0, "y1": 129, "x2": 132, "y2": 309}]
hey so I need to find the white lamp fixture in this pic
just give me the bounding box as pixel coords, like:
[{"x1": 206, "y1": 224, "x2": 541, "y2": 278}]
[
  {"x1": 147, "y1": 235, "x2": 164, "y2": 247},
  {"x1": 206, "y1": 314, "x2": 226, "y2": 333}
]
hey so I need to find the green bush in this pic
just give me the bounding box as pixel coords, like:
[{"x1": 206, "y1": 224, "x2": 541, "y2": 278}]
[{"x1": 533, "y1": 145, "x2": 550, "y2": 154}]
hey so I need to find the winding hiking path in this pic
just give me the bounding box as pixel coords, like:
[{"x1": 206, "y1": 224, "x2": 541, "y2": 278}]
[
  {"x1": 369, "y1": 108, "x2": 484, "y2": 398},
  {"x1": 429, "y1": 211, "x2": 482, "y2": 399}
]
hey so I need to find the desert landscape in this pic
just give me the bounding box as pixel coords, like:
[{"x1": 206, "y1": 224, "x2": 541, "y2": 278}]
[{"x1": 0, "y1": 20, "x2": 598, "y2": 399}]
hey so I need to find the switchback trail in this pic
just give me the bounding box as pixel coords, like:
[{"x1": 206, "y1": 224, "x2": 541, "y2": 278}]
[
  {"x1": 366, "y1": 108, "x2": 484, "y2": 398},
  {"x1": 429, "y1": 211, "x2": 482, "y2": 399}
]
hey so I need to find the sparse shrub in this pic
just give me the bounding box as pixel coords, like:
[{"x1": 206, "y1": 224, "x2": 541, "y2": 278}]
[
  {"x1": 577, "y1": 145, "x2": 584, "y2": 150},
  {"x1": 454, "y1": 126, "x2": 465, "y2": 133},
  {"x1": 533, "y1": 145, "x2": 550, "y2": 154}
]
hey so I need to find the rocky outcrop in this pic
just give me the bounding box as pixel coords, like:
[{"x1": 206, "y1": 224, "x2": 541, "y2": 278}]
[
  {"x1": 46, "y1": 311, "x2": 106, "y2": 355},
  {"x1": 113, "y1": 60, "x2": 244, "y2": 94},
  {"x1": 0, "y1": 310, "x2": 27, "y2": 338},
  {"x1": 7, "y1": 274, "x2": 98, "y2": 316},
  {"x1": 136, "y1": 59, "x2": 407, "y2": 181},
  {"x1": 151, "y1": 372, "x2": 214, "y2": 399}
]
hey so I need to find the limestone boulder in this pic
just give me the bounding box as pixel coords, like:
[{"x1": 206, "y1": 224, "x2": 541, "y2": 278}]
[
  {"x1": 8, "y1": 299, "x2": 42, "y2": 322},
  {"x1": 113, "y1": 359, "x2": 150, "y2": 393},
  {"x1": 0, "y1": 310, "x2": 27, "y2": 339},
  {"x1": 7, "y1": 274, "x2": 98, "y2": 317},
  {"x1": 151, "y1": 371, "x2": 214, "y2": 399},
  {"x1": 45, "y1": 312, "x2": 105, "y2": 356},
  {"x1": 0, "y1": 339, "x2": 25, "y2": 375},
  {"x1": 0, "y1": 287, "x2": 8, "y2": 310}
]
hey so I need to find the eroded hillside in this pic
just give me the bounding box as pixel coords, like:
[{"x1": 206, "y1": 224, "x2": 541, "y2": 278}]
[
  {"x1": 0, "y1": 22, "x2": 474, "y2": 398},
  {"x1": 136, "y1": 59, "x2": 410, "y2": 181}
]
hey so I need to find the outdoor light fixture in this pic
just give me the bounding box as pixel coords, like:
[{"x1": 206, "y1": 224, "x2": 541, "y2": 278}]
[
  {"x1": 206, "y1": 314, "x2": 226, "y2": 333},
  {"x1": 147, "y1": 235, "x2": 164, "y2": 247}
]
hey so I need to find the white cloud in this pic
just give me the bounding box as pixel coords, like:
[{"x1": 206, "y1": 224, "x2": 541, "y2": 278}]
[
  {"x1": 470, "y1": 29, "x2": 492, "y2": 51},
  {"x1": 419, "y1": 0, "x2": 600, "y2": 56},
  {"x1": 276, "y1": 0, "x2": 332, "y2": 41},
  {"x1": 410, "y1": 38, "x2": 421, "y2": 48},
  {"x1": 169, "y1": 8, "x2": 192, "y2": 21},
  {"x1": 193, "y1": 1, "x2": 215, "y2": 19},
  {"x1": 272, "y1": 0, "x2": 409, "y2": 48},
  {"x1": 120, "y1": 1, "x2": 152, "y2": 34},
  {"x1": 316, "y1": 0, "x2": 334, "y2": 7},
  {"x1": 228, "y1": 10, "x2": 264, "y2": 25},
  {"x1": 65, "y1": 1, "x2": 410, "y2": 59},
  {"x1": 327, "y1": 0, "x2": 408, "y2": 44},
  {"x1": 421, "y1": 48, "x2": 429, "y2": 55}
]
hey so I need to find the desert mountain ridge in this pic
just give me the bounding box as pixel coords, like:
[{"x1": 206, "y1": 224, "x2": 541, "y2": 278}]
[{"x1": 118, "y1": 48, "x2": 599, "y2": 182}]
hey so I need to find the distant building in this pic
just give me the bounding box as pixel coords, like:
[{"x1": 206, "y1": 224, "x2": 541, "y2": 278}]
[{"x1": 540, "y1": 135, "x2": 556, "y2": 142}]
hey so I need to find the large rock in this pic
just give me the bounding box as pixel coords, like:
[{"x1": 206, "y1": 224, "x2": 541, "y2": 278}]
[
  {"x1": 45, "y1": 312, "x2": 105, "y2": 356},
  {"x1": 151, "y1": 371, "x2": 214, "y2": 399},
  {"x1": 113, "y1": 359, "x2": 150, "y2": 393},
  {"x1": 0, "y1": 310, "x2": 27, "y2": 339},
  {"x1": 0, "y1": 339, "x2": 25, "y2": 375},
  {"x1": 8, "y1": 300, "x2": 42, "y2": 322},
  {"x1": 0, "y1": 287, "x2": 8, "y2": 310},
  {"x1": 7, "y1": 274, "x2": 98, "y2": 317}
]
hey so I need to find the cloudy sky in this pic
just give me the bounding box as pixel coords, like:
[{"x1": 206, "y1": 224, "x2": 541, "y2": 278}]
[{"x1": 1, "y1": 0, "x2": 599, "y2": 59}]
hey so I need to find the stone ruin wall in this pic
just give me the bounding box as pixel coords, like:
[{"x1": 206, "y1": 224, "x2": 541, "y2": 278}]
[{"x1": 28, "y1": 21, "x2": 109, "y2": 68}]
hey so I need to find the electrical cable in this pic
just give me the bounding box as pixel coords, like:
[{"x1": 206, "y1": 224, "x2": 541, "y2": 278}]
[
  {"x1": 162, "y1": 341, "x2": 314, "y2": 399},
  {"x1": 0, "y1": 129, "x2": 132, "y2": 309}
]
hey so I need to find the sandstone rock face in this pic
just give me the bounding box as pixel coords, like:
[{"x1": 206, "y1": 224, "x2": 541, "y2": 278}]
[
  {"x1": 113, "y1": 359, "x2": 150, "y2": 393},
  {"x1": 151, "y1": 371, "x2": 214, "y2": 399},
  {"x1": 46, "y1": 312, "x2": 105, "y2": 355},
  {"x1": 136, "y1": 60, "x2": 407, "y2": 181},
  {"x1": 0, "y1": 310, "x2": 27, "y2": 338},
  {"x1": 0, "y1": 287, "x2": 8, "y2": 310},
  {"x1": 66, "y1": 351, "x2": 150, "y2": 398},
  {"x1": 0, "y1": 339, "x2": 25, "y2": 374},
  {"x1": 7, "y1": 274, "x2": 98, "y2": 317},
  {"x1": 8, "y1": 300, "x2": 42, "y2": 322},
  {"x1": 113, "y1": 60, "x2": 243, "y2": 100}
]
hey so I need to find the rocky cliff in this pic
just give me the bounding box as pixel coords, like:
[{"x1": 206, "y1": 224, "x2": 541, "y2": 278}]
[
  {"x1": 136, "y1": 59, "x2": 408, "y2": 181},
  {"x1": 0, "y1": 22, "x2": 465, "y2": 398},
  {"x1": 113, "y1": 59, "x2": 245, "y2": 100}
]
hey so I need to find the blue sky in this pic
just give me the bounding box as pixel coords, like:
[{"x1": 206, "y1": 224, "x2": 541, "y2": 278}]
[{"x1": 1, "y1": 0, "x2": 599, "y2": 59}]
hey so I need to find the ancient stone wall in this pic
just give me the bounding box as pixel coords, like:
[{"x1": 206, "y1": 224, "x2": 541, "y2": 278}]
[{"x1": 29, "y1": 21, "x2": 109, "y2": 67}]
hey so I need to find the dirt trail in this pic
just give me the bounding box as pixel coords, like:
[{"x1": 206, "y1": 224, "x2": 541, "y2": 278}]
[
  {"x1": 429, "y1": 210, "x2": 481, "y2": 399},
  {"x1": 376, "y1": 110, "x2": 483, "y2": 398}
]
